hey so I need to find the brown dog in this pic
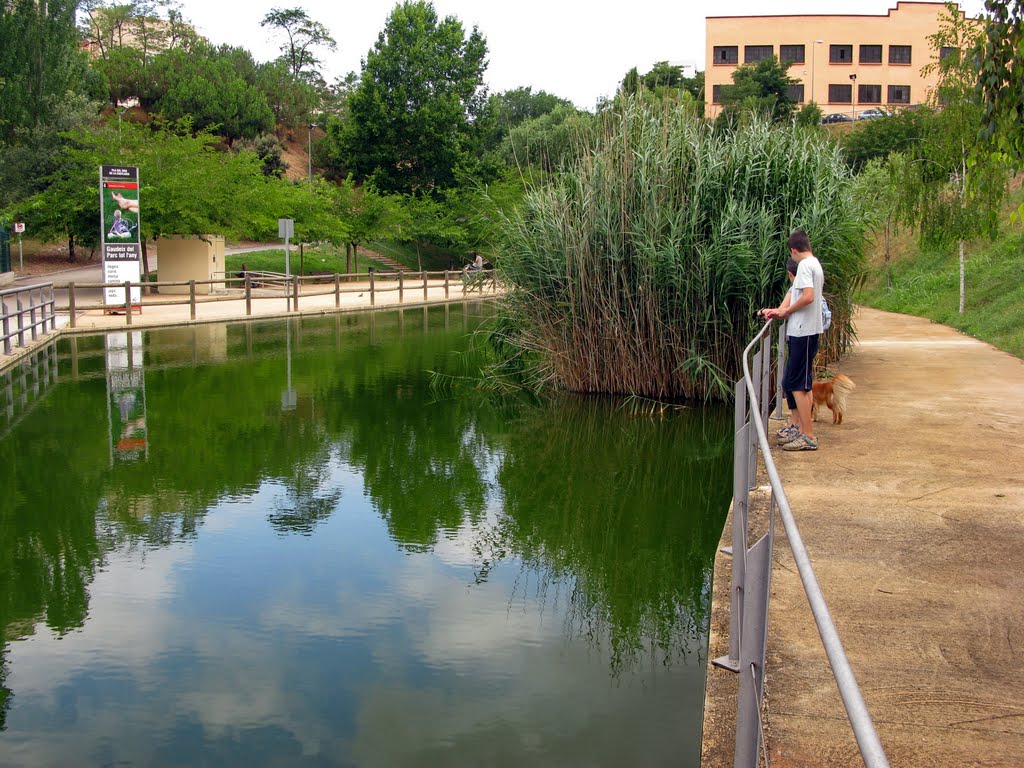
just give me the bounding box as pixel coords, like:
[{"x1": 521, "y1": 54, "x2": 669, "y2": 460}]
[{"x1": 812, "y1": 373, "x2": 856, "y2": 424}]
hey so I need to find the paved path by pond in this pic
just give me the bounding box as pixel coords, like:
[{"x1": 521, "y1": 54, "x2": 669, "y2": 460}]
[{"x1": 702, "y1": 306, "x2": 1024, "y2": 766}]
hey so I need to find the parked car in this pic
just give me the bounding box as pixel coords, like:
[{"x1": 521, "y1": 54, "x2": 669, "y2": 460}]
[
  {"x1": 857, "y1": 109, "x2": 886, "y2": 120},
  {"x1": 821, "y1": 113, "x2": 854, "y2": 124}
]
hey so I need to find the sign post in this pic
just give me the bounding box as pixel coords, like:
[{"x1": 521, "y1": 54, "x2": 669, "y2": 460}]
[
  {"x1": 14, "y1": 222, "x2": 24, "y2": 270},
  {"x1": 100, "y1": 166, "x2": 142, "y2": 312},
  {"x1": 278, "y1": 218, "x2": 294, "y2": 278}
]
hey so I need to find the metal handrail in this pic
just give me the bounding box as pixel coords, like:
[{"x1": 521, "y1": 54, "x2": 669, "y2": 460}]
[
  {"x1": 718, "y1": 319, "x2": 889, "y2": 767},
  {"x1": 1, "y1": 283, "x2": 57, "y2": 355}
]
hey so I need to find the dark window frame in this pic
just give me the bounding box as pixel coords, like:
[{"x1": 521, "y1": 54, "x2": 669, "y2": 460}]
[
  {"x1": 780, "y1": 44, "x2": 805, "y2": 64},
  {"x1": 858, "y1": 84, "x2": 882, "y2": 104},
  {"x1": 712, "y1": 84, "x2": 723, "y2": 104},
  {"x1": 829, "y1": 83, "x2": 853, "y2": 103},
  {"x1": 786, "y1": 84, "x2": 805, "y2": 103},
  {"x1": 859, "y1": 44, "x2": 883, "y2": 64},
  {"x1": 713, "y1": 46, "x2": 739, "y2": 65},
  {"x1": 939, "y1": 46, "x2": 959, "y2": 61},
  {"x1": 887, "y1": 84, "x2": 911, "y2": 104},
  {"x1": 744, "y1": 45, "x2": 774, "y2": 64},
  {"x1": 830, "y1": 44, "x2": 853, "y2": 63},
  {"x1": 889, "y1": 45, "x2": 912, "y2": 65}
]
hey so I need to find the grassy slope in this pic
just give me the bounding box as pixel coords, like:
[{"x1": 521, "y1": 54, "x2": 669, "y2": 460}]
[
  {"x1": 857, "y1": 186, "x2": 1024, "y2": 359},
  {"x1": 223, "y1": 245, "x2": 392, "y2": 276}
]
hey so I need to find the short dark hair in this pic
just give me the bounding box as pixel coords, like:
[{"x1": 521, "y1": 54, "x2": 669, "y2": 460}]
[
  {"x1": 786, "y1": 257, "x2": 798, "y2": 275},
  {"x1": 787, "y1": 229, "x2": 811, "y2": 253}
]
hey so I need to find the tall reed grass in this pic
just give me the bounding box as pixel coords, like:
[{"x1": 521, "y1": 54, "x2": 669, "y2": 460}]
[{"x1": 491, "y1": 99, "x2": 866, "y2": 401}]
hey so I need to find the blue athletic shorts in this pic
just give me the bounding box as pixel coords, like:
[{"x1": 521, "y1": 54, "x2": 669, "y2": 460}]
[{"x1": 783, "y1": 335, "x2": 819, "y2": 394}]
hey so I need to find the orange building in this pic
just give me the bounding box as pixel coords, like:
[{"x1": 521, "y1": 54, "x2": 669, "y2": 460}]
[{"x1": 704, "y1": 1, "x2": 966, "y2": 119}]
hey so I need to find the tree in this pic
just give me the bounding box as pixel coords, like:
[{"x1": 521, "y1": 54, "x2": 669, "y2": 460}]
[
  {"x1": 0, "y1": 0, "x2": 91, "y2": 143},
  {"x1": 146, "y1": 47, "x2": 275, "y2": 143},
  {"x1": 840, "y1": 106, "x2": 929, "y2": 170},
  {"x1": 716, "y1": 56, "x2": 799, "y2": 124},
  {"x1": 893, "y1": 2, "x2": 1010, "y2": 314},
  {"x1": 4, "y1": 120, "x2": 348, "y2": 263},
  {"x1": 979, "y1": 0, "x2": 1023, "y2": 218},
  {"x1": 480, "y1": 86, "x2": 572, "y2": 151},
  {"x1": 260, "y1": 7, "x2": 337, "y2": 82},
  {"x1": 342, "y1": 0, "x2": 488, "y2": 194}
]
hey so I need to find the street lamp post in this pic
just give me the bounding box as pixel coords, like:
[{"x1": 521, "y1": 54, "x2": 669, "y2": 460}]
[
  {"x1": 811, "y1": 40, "x2": 824, "y2": 106},
  {"x1": 307, "y1": 123, "x2": 316, "y2": 183},
  {"x1": 849, "y1": 73, "x2": 858, "y2": 121}
]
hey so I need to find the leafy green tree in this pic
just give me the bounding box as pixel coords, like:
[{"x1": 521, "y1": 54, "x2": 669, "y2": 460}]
[
  {"x1": 795, "y1": 101, "x2": 823, "y2": 127},
  {"x1": 840, "y1": 106, "x2": 929, "y2": 170},
  {"x1": 500, "y1": 104, "x2": 596, "y2": 172},
  {"x1": 237, "y1": 133, "x2": 289, "y2": 177},
  {"x1": 0, "y1": 0, "x2": 91, "y2": 143},
  {"x1": 255, "y1": 59, "x2": 319, "y2": 131},
  {"x1": 979, "y1": 0, "x2": 1023, "y2": 218},
  {"x1": 146, "y1": 47, "x2": 275, "y2": 142},
  {"x1": 892, "y1": 3, "x2": 1010, "y2": 314},
  {"x1": 716, "y1": 56, "x2": 799, "y2": 125},
  {"x1": 342, "y1": 0, "x2": 488, "y2": 194},
  {"x1": 979, "y1": 0, "x2": 1023, "y2": 160},
  {"x1": 480, "y1": 86, "x2": 572, "y2": 151},
  {"x1": 260, "y1": 7, "x2": 337, "y2": 82}
]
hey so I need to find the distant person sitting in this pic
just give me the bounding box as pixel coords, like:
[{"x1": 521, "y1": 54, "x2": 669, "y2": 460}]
[
  {"x1": 471, "y1": 252, "x2": 484, "y2": 270},
  {"x1": 238, "y1": 262, "x2": 248, "y2": 280}
]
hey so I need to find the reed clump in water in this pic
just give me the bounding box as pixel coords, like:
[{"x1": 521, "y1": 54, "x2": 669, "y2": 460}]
[{"x1": 492, "y1": 98, "x2": 866, "y2": 401}]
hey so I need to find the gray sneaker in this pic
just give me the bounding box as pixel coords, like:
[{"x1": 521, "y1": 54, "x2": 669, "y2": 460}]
[
  {"x1": 782, "y1": 434, "x2": 818, "y2": 451},
  {"x1": 774, "y1": 424, "x2": 800, "y2": 445}
]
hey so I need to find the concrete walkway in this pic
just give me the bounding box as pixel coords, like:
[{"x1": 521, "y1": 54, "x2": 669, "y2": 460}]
[{"x1": 702, "y1": 306, "x2": 1024, "y2": 766}]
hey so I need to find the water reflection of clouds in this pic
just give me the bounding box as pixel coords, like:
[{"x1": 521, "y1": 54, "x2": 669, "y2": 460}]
[{"x1": 2, "y1": 474, "x2": 702, "y2": 767}]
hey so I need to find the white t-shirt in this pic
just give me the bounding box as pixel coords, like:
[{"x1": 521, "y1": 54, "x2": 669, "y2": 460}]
[{"x1": 787, "y1": 255, "x2": 824, "y2": 338}]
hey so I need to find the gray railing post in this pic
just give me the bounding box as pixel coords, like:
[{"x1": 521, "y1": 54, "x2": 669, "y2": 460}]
[
  {"x1": 245, "y1": 275, "x2": 252, "y2": 316},
  {"x1": 16, "y1": 297, "x2": 25, "y2": 347},
  {"x1": 29, "y1": 290, "x2": 38, "y2": 340},
  {"x1": 69, "y1": 283, "x2": 77, "y2": 328},
  {"x1": 293, "y1": 275, "x2": 299, "y2": 311},
  {"x1": 714, "y1": 378, "x2": 749, "y2": 674},
  {"x1": 369, "y1": 270, "x2": 376, "y2": 306},
  {"x1": 422, "y1": 271, "x2": 428, "y2": 300},
  {"x1": 189, "y1": 281, "x2": 197, "y2": 320},
  {"x1": 124, "y1": 281, "x2": 132, "y2": 325},
  {"x1": 399, "y1": 271, "x2": 404, "y2": 303},
  {"x1": 335, "y1": 274, "x2": 341, "y2": 308},
  {"x1": 1, "y1": 299, "x2": 10, "y2": 354},
  {"x1": 774, "y1": 321, "x2": 787, "y2": 419},
  {"x1": 734, "y1": 529, "x2": 773, "y2": 768},
  {"x1": 444, "y1": 270, "x2": 450, "y2": 298}
]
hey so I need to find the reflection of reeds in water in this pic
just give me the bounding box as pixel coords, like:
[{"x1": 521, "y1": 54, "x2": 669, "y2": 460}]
[
  {"x1": 493, "y1": 98, "x2": 866, "y2": 401},
  {"x1": 473, "y1": 395, "x2": 733, "y2": 674}
]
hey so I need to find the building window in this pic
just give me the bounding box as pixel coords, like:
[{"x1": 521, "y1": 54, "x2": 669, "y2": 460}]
[
  {"x1": 889, "y1": 45, "x2": 912, "y2": 65},
  {"x1": 745, "y1": 45, "x2": 773, "y2": 64},
  {"x1": 859, "y1": 45, "x2": 882, "y2": 64},
  {"x1": 888, "y1": 84, "x2": 911, "y2": 104},
  {"x1": 780, "y1": 44, "x2": 805, "y2": 64},
  {"x1": 786, "y1": 84, "x2": 805, "y2": 103},
  {"x1": 940, "y1": 46, "x2": 959, "y2": 61},
  {"x1": 712, "y1": 85, "x2": 723, "y2": 104},
  {"x1": 829, "y1": 83, "x2": 853, "y2": 103},
  {"x1": 714, "y1": 46, "x2": 738, "y2": 65},
  {"x1": 858, "y1": 84, "x2": 882, "y2": 104},
  {"x1": 830, "y1": 44, "x2": 853, "y2": 63}
]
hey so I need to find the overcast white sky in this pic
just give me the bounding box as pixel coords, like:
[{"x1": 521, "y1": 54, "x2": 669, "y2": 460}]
[{"x1": 177, "y1": 0, "x2": 987, "y2": 110}]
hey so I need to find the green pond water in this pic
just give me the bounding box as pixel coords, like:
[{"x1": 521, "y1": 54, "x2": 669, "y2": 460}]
[{"x1": 0, "y1": 304, "x2": 733, "y2": 768}]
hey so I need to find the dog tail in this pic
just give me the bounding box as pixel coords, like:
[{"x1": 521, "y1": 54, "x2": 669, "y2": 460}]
[{"x1": 831, "y1": 373, "x2": 856, "y2": 415}]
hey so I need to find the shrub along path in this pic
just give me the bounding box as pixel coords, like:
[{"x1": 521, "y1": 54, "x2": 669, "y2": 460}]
[{"x1": 702, "y1": 306, "x2": 1024, "y2": 766}]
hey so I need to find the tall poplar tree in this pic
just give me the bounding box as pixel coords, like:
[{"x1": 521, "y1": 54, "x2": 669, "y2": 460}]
[{"x1": 342, "y1": 0, "x2": 488, "y2": 194}]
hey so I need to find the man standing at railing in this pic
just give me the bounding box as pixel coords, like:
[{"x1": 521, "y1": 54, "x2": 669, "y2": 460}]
[{"x1": 759, "y1": 229, "x2": 825, "y2": 452}]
